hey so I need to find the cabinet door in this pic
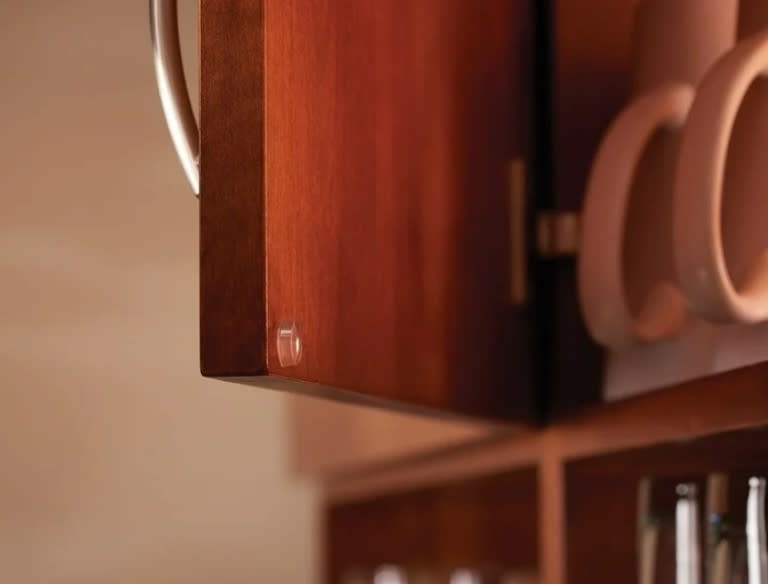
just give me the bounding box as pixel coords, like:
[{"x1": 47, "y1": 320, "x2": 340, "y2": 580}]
[{"x1": 200, "y1": 0, "x2": 536, "y2": 420}]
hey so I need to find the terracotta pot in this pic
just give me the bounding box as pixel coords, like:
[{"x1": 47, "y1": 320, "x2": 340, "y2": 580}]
[{"x1": 579, "y1": 0, "x2": 737, "y2": 348}]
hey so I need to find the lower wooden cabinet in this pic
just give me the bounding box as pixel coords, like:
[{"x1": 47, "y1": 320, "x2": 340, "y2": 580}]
[
  {"x1": 310, "y1": 366, "x2": 768, "y2": 584},
  {"x1": 325, "y1": 469, "x2": 539, "y2": 584},
  {"x1": 321, "y1": 423, "x2": 768, "y2": 584}
]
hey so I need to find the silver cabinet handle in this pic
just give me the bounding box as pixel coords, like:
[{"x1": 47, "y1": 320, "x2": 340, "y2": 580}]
[
  {"x1": 150, "y1": 0, "x2": 200, "y2": 196},
  {"x1": 747, "y1": 477, "x2": 768, "y2": 584},
  {"x1": 677, "y1": 483, "x2": 701, "y2": 584}
]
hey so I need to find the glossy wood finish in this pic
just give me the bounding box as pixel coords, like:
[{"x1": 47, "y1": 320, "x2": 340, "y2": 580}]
[
  {"x1": 199, "y1": 0, "x2": 730, "y2": 421},
  {"x1": 201, "y1": 0, "x2": 537, "y2": 419},
  {"x1": 200, "y1": 0, "x2": 266, "y2": 377},
  {"x1": 325, "y1": 468, "x2": 538, "y2": 583},
  {"x1": 264, "y1": 0, "x2": 535, "y2": 418}
]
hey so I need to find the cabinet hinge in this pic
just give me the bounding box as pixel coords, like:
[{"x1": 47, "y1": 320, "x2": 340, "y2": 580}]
[
  {"x1": 536, "y1": 211, "x2": 580, "y2": 258},
  {"x1": 508, "y1": 159, "x2": 581, "y2": 306}
]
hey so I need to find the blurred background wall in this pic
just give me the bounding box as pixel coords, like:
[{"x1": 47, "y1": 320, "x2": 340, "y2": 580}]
[{"x1": 0, "y1": 1, "x2": 319, "y2": 582}]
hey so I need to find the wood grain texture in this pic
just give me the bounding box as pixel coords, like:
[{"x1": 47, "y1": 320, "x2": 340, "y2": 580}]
[
  {"x1": 325, "y1": 468, "x2": 539, "y2": 583},
  {"x1": 200, "y1": 0, "x2": 267, "y2": 376},
  {"x1": 199, "y1": 0, "x2": 539, "y2": 420},
  {"x1": 262, "y1": 0, "x2": 535, "y2": 419},
  {"x1": 198, "y1": 0, "x2": 699, "y2": 423}
]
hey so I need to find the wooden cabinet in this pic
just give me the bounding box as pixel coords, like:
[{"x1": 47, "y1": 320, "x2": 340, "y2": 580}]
[
  {"x1": 190, "y1": 1, "x2": 768, "y2": 575},
  {"x1": 193, "y1": 0, "x2": 656, "y2": 421},
  {"x1": 199, "y1": 0, "x2": 539, "y2": 420},
  {"x1": 192, "y1": 0, "x2": 663, "y2": 421},
  {"x1": 188, "y1": 0, "x2": 763, "y2": 421}
]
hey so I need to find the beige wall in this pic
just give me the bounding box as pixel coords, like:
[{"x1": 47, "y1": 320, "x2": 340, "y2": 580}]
[{"x1": 0, "y1": 2, "x2": 318, "y2": 582}]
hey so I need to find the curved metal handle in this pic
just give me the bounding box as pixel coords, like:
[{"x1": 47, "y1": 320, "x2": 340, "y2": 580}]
[{"x1": 150, "y1": 0, "x2": 200, "y2": 196}]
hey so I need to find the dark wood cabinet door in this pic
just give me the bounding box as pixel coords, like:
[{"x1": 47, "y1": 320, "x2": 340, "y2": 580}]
[{"x1": 200, "y1": 0, "x2": 537, "y2": 420}]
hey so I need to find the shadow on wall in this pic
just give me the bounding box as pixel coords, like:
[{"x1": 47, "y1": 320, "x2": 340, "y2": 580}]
[{"x1": 0, "y1": 2, "x2": 318, "y2": 582}]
